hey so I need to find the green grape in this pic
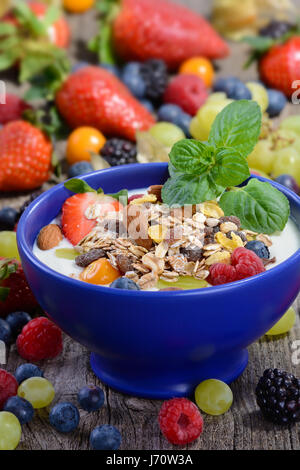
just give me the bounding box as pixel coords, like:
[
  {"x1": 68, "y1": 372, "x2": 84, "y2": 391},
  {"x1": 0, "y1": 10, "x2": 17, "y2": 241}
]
[
  {"x1": 55, "y1": 248, "x2": 78, "y2": 260},
  {"x1": 272, "y1": 147, "x2": 300, "y2": 185},
  {"x1": 247, "y1": 139, "x2": 275, "y2": 174},
  {"x1": 190, "y1": 98, "x2": 233, "y2": 141},
  {"x1": 195, "y1": 379, "x2": 233, "y2": 416},
  {"x1": 0, "y1": 231, "x2": 20, "y2": 260},
  {"x1": 0, "y1": 412, "x2": 22, "y2": 450},
  {"x1": 265, "y1": 307, "x2": 296, "y2": 336},
  {"x1": 149, "y1": 123, "x2": 185, "y2": 147},
  {"x1": 157, "y1": 276, "x2": 210, "y2": 290},
  {"x1": 18, "y1": 377, "x2": 55, "y2": 409},
  {"x1": 280, "y1": 115, "x2": 300, "y2": 137},
  {"x1": 272, "y1": 128, "x2": 300, "y2": 152},
  {"x1": 246, "y1": 82, "x2": 269, "y2": 113},
  {"x1": 206, "y1": 92, "x2": 228, "y2": 103}
]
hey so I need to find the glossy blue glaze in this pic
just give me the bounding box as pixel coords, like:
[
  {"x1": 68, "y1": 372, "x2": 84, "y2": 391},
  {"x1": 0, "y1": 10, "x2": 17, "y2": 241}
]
[{"x1": 17, "y1": 164, "x2": 300, "y2": 399}]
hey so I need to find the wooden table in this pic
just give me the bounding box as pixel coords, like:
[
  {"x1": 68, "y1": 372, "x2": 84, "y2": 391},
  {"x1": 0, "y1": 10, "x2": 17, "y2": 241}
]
[{"x1": 1, "y1": 0, "x2": 300, "y2": 450}]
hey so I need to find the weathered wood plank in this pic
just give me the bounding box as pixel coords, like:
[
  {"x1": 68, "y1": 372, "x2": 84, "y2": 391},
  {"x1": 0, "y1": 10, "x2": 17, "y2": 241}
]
[{"x1": 0, "y1": 0, "x2": 300, "y2": 451}]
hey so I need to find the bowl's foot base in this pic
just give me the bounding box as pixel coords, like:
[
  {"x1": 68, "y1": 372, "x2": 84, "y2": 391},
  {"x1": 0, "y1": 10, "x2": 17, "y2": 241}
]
[{"x1": 90, "y1": 349, "x2": 248, "y2": 399}]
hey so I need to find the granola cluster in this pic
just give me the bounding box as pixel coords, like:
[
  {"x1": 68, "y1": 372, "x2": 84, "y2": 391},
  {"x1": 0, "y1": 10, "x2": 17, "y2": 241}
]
[{"x1": 76, "y1": 186, "x2": 274, "y2": 290}]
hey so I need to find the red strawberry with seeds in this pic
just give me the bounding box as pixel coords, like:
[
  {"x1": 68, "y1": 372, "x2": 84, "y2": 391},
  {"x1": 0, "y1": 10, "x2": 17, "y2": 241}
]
[
  {"x1": 259, "y1": 37, "x2": 300, "y2": 97},
  {"x1": 93, "y1": 0, "x2": 229, "y2": 70},
  {"x1": 0, "y1": 94, "x2": 32, "y2": 125},
  {"x1": 0, "y1": 121, "x2": 52, "y2": 192},
  {"x1": 62, "y1": 192, "x2": 123, "y2": 246},
  {"x1": 0, "y1": 258, "x2": 38, "y2": 317},
  {"x1": 56, "y1": 66, "x2": 155, "y2": 141}
]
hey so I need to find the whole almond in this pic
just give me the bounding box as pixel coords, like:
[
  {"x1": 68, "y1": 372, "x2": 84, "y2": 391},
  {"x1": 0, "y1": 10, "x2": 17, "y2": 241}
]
[
  {"x1": 148, "y1": 185, "x2": 163, "y2": 202},
  {"x1": 37, "y1": 224, "x2": 63, "y2": 250}
]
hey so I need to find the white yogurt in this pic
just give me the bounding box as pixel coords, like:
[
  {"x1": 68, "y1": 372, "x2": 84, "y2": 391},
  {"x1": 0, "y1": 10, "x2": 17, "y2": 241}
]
[{"x1": 33, "y1": 188, "x2": 300, "y2": 281}]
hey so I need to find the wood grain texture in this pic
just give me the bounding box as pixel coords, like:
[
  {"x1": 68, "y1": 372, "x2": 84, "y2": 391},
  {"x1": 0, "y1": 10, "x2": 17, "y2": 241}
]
[{"x1": 0, "y1": 0, "x2": 300, "y2": 451}]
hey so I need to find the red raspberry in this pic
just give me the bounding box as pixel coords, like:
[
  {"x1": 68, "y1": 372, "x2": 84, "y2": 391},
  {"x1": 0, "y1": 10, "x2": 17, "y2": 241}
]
[
  {"x1": 158, "y1": 398, "x2": 203, "y2": 445},
  {"x1": 164, "y1": 74, "x2": 208, "y2": 116},
  {"x1": 209, "y1": 263, "x2": 237, "y2": 286},
  {"x1": 0, "y1": 94, "x2": 31, "y2": 125},
  {"x1": 232, "y1": 247, "x2": 265, "y2": 280},
  {"x1": 17, "y1": 317, "x2": 63, "y2": 362},
  {"x1": 0, "y1": 369, "x2": 18, "y2": 409}
]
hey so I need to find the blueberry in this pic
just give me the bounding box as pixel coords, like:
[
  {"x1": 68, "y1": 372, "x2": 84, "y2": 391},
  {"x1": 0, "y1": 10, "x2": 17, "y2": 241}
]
[
  {"x1": 6, "y1": 311, "x2": 31, "y2": 339},
  {"x1": 122, "y1": 62, "x2": 146, "y2": 98},
  {"x1": 72, "y1": 62, "x2": 88, "y2": 73},
  {"x1": 174, "y1": 112, "x2": 192, "y2": 137},
  {"x1": 15, "y1": 363, "x2": 44, "y2": 384},
  {"x1": 99, "y1": 63, "x2": 120, "y2": 77},
  {"x1": 110, "y1": 277, "x2": 140, "y2": 290},
  {"x1": 68, "y1": 162, "x2": 94, "y2": 178},
  {"x1": 0, "y1": 318, "x2": 12, "y2": 345},
  {"x1": 266, "y1": 89, "x2": 287, "y2": 117},
  {"x1": 49, "y1": 402, "x2": 80, "y2": 433},
  {"x1": 140, "y1": 99, "x2": 155, "y2": 113},
  {"x1": 246, "y1": 240, "x2": 270, "y2": 259},
  {"x1": 3, "y1": 396, "x2": 34, "y2": 425},
  {"x1": 157, "y1": 104, "x2": 183, "y2": 123},
  {"x1": 90, "y1": 425, "x2": 121, "y2": 450},
  {"x1": 77, "y1": 385, "x2": 105, "y2": 412},
  {"x1": 0, "y1": 207, "x2": 18, "y2": 231},
  {"x1": 214, "y1": 77, "x2": 252, "y2": 100},
  {"x1": 275, "y1": 174, "x2": 300, "y2": 194}
]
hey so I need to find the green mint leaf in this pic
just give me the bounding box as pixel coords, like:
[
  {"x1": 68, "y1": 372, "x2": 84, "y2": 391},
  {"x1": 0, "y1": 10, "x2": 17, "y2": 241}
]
[
  {"x1": 107, "y1": 189, "x2": 128, "y2": 205},
  {"x1": 0, "y1": 286, "x2": 10, "y2": 302},
  {"x1": 64, "y1": 179, "x2": 96, "y2": 194},
  {"x1": 212, "y1": 148, "x2": 250, "y2": 187},
  {"x1": 162, "y1": 174, "x2": 225, "y2": 207},
  {"x1": 168, "y1": 162, "x2": 184, "y2": 178},
  {"x1": 219, "y1": 178, "x2": 290, "y2": 234},
  {"x1": 169, "y1": 139, "x2": 214, "y2": 175},
  {"x1": 208, "y1": 100, "x2": 262, "y2": 158}
]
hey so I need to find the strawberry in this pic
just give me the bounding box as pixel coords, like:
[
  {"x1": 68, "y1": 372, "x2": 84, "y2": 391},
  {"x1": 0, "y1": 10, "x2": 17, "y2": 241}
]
[
  {"x1": 62, "y1": 192, "x2": 122, "y2": 246},
  {"x1": 56, "y1": 66, "x2": 155, "y2": 141},
  {"x1": 0, "y1": 121, "x2": 52, "y2": 192},
  {"x1": 0, "y1": 94, "x2": 32, "y2": 125},
  {"x1": 259, "y1": 37, "x2": 300, "y2": 97},
  {"x1": 0, "y1": 258, "x2": 39, "y2": 317},
  {"x1": 90, "y1": 0, "x2": 229, "y2": 69},
  {"x1": 0, "y1": 2, "x2": 70, "y2": 84},
  {"x1": 4, "y1": 1, "x2": 70, "y2": 49}
]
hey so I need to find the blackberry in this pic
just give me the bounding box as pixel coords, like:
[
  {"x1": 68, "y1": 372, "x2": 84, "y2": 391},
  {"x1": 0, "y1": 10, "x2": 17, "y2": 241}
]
[
  {"x1": 140, "y1": 59, "x2": 168, "y2": 103},
  {"x1": 256, "y1": 368, "x2": 300, "y2": 425},
  {"x1": 259, "y1": 21, "x2": 293, "y2": 39},
  {"x1": 101, "y1": 138, "x2": 137, "y2": 166},
  {"x1": 17, "y1": 190, "x2": 43, "y2": 220}
]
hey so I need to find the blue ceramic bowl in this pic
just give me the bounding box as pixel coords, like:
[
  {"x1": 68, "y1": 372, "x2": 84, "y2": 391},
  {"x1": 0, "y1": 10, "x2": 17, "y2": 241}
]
[{"x1": 17, "y1": 163, "x2": 300, "y2": 399}]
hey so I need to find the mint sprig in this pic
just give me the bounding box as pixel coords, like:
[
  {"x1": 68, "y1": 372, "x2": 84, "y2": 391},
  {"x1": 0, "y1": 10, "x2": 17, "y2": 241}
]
[{"x1": 162, "y1": 100, "x2": 290, "y2": 234}]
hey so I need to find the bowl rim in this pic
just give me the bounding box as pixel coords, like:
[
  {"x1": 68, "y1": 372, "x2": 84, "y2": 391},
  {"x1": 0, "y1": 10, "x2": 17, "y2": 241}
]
[{"x1": 17, "y1": 163, "x2": 300, "y2": 298}]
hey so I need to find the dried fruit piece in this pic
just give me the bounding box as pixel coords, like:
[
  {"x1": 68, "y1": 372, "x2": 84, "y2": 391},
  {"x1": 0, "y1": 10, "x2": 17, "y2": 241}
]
[
  {"x1": 205, "y1": 250, "x2": 231, "y2": 266},
  {"x1": 75, "y1": 249, "x2": 106, "y2": 267},
  {"x1": 200, "y1": 202, "x2": 224, "y2": 219},
  {"x1": 115, "y1": 254, "x2": 134, "y2": 274},
  {"x1": 130, "y1": 194, "x2": 157, "y2": 205},
  {"x1": 148, "y1": 225, "x2": 168, "y2": 244},
  {"x1": 215, "y1": 231, "x2": 244, "y2": 252},
  {"x1": 37, "y1": 225, "x2": 63, "y2": 251}
]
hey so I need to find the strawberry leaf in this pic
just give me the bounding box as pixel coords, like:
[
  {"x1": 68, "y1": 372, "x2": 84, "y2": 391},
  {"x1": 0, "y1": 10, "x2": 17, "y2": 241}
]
[
  {"x1": 42, "y1": 5, "x2": 61, "y2": 29},
  {"x1": 107, "y1": 189, "x2": 128, "y2": 204},
  {"x1": 64, "y1": 179, "x2": 97, "y2": 194},
  {"x1": 13, "y1": 2, "x2": 47, "y2": 36},
  {"x1": 0, "y1": 22, "x2": 17, "y2": 35}
]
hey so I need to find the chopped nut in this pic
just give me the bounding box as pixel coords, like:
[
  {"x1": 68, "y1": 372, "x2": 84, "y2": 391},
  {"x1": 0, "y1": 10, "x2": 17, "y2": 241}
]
[
  {"x1": 205, "y1": 251, "x2": 231, "y2": 265},
  {"x1": 219, "y1": 216, "x2": 241, "y2": 228},
  {"x1": 205, "y1": 217, "x2": 220, "y2": 227},
  {"x1": 37, "y1": 224, "x2": 63, "y2": 250},
  {"x1": 142, "y1": 253, "x2": 165, "y2": 275},
  {"x1": 148, "y1": 185, "x2": 163, "y2": 202},
  {"x1": 256, "y1": 233, "x2": 272, "y2": 247},
  {"x1": 220, "y1": 222, "x2": 238, "y2": 233}
]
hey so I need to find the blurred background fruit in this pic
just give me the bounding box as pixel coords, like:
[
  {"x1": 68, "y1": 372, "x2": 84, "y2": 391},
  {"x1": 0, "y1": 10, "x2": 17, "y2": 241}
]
[
  {"x1": 179, "y1": 57, "x2": 215, "y2": 87},
  {"x1": 66, "y1": 127, "x2": 106, "y2": 164},
  {"x1": 63, "y1": 0, "x2": 95, "y2": 14}
]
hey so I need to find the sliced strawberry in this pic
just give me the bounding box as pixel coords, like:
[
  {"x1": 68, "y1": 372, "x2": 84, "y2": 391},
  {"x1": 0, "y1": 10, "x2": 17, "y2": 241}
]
[{"x1": 62, "y1": 193, "x2": 123, "y2": 246}]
